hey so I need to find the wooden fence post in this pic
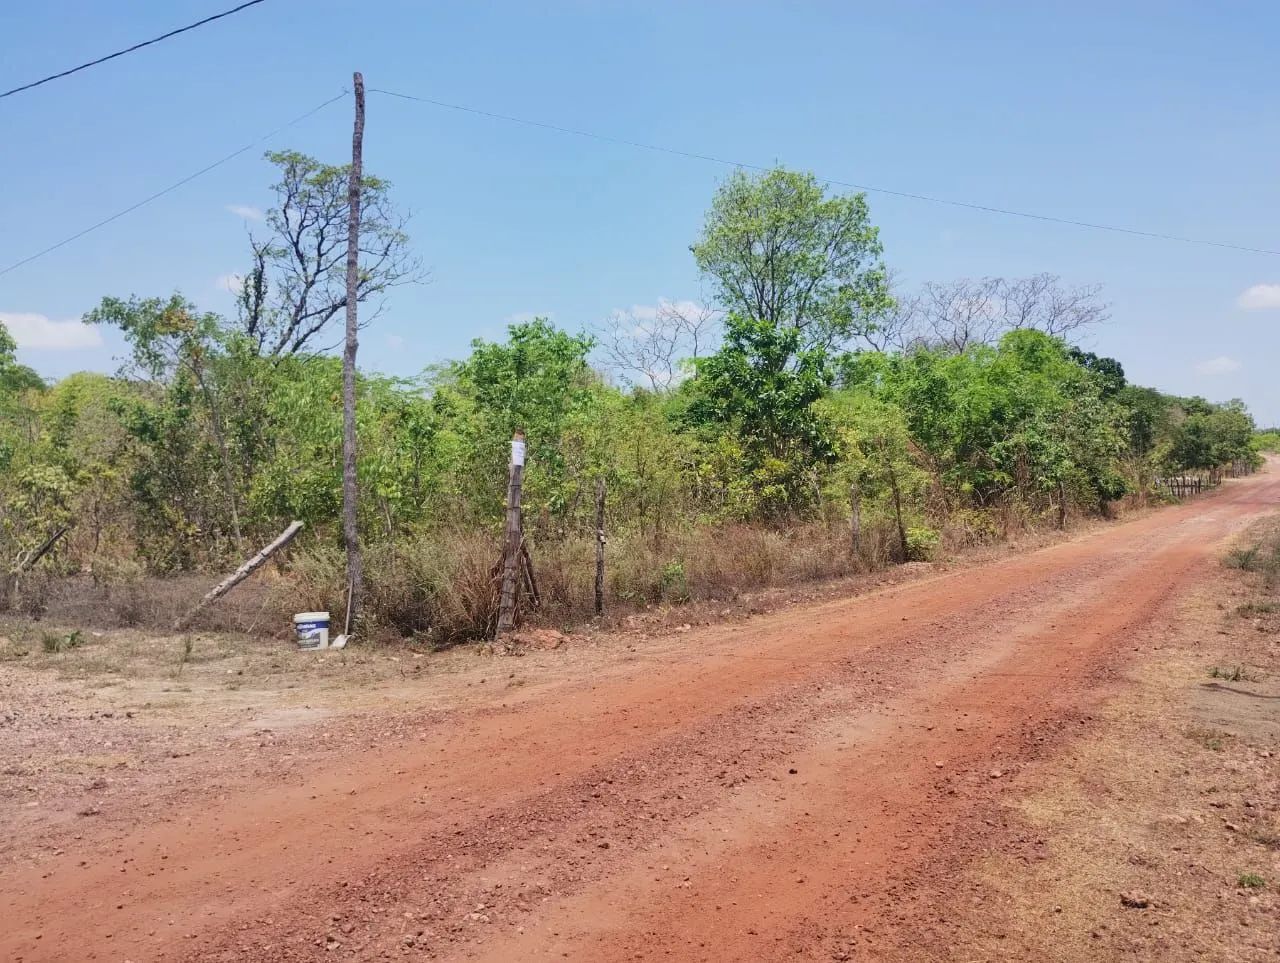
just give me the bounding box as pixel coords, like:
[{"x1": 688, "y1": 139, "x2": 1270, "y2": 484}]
[
  {"x1": 594, "y1": 477, "x2": 606, "y2": 616},
  {"x1": 496, "y1": 431, "x2": 525, "y2": 642}
]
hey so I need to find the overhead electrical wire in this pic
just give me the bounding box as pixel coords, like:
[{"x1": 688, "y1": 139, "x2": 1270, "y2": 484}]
[
  {"x1": 370, "y1": 86, "x2": 1280, "y2": 258},
  {"x1": 0, "y1": 91, "x2": 346, "y2": 278},
  {"x1": 1, "y1": 0, "x2": 270, "y2": 100},
  {"x1": 4, "y1": 81, "x2": 1275, "y2": 279}
]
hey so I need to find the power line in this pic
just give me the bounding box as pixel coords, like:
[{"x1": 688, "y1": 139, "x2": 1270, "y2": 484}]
[
  {"x1": 0, "y1": 91, "x2": 346, "y2": 278},
  {"x1": 1, "y1": 0, "x2": 270, "y2": 100},
  {"x1": 371, "y1": 86, "x2": 1280, "y2": 258}
]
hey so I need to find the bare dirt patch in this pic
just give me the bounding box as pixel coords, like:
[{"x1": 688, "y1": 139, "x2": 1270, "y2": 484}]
[
  {"x1": 0, "y1": 476, "x2": 1275, "y2": 962},
  {"x1": 0, "y1": 513, "x2": 1112, "y2": 872},
  {"x1": 874, "y1": 516, "x2": 1280, "y2": 962}
]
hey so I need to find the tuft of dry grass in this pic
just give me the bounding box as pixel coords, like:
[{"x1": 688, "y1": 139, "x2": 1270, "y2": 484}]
[{"x1": 2, "y1": 501, "x2": 1107, "y2": 646}]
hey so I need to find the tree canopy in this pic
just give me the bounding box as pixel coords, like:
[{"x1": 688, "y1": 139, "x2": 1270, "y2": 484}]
[
  {"x1": 691, "y1": 167, "x2": 891, "y2": 353},
  {"x1": 0, "y1": 162, "x2": 1262, "y2": 637}
]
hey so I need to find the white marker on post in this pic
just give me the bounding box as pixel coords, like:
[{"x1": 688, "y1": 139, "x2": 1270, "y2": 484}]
[{"x1": 511, "y1": 438, "x2": 526, "y2": 467}]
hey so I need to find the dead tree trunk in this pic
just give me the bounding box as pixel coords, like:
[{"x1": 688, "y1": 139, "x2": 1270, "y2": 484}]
[
  {"x1": 341, "y1": 72, "x2": 366, "y2": 634},
  {"x1": 173, "y1": 521, "x2": 303, "y2": 631}
]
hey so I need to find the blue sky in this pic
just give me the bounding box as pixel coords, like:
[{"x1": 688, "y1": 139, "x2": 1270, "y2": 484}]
[{"x1": 2, "y1": 1, "x2": 1278, "y2": 422}]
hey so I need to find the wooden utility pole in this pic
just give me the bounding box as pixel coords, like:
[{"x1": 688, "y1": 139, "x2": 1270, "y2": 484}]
[
  {"x1": 594, "y1": 477, "x2": 606, "y2": 615},
  {"x1": 848, "y1": 481, "x2": 861, "y2": 559},
  {"x1": 341, "y1": 72, "x2": 366, "y2": 634},
  {"x1": 496, "y1": 430, "x2": 526, "y2": 640}
]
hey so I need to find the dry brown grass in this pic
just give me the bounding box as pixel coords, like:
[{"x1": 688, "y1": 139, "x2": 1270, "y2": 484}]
[{"x1": 1, "y1": 506, "x2": 1096, "y2": 646}]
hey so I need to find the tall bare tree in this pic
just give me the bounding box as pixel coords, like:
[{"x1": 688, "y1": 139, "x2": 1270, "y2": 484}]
[
  {"x1": 863, "y1": 273, "x2": 1109, "y2": 353},
  {"x1": 235, "y1": 149, "x2": 419, "y2": 357},
  {"x1": 596, "y1": 298, "x2": 720, "y2": 390},
  {"x1": 920, "y1": 277, "x2": 1006, "y2": 352},
  {"x1": 858, "y1": 270, "x2": 922, "y2": 352},
  {"x1": 997, "y1": 272, "x2": 1108, "y2": 338}
]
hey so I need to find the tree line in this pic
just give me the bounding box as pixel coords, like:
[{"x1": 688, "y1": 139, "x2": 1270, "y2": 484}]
[{"x1": 0, "y1": 161, "x2": 1262, "y2": 637}]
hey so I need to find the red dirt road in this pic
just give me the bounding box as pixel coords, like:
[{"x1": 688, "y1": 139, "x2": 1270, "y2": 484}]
[{"x1": 4, "y1": 472, "x2": 1278, "y2": 962}]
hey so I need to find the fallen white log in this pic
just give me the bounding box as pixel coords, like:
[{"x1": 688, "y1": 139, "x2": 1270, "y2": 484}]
[{"x1": 173, "y1": 521, "x2": 304, "y2": 632}]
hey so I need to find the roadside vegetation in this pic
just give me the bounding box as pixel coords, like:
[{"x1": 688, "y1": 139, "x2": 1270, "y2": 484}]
[
  {"x1": 1254, "y1": 428, "x2": 1280, "y2": 453},
  {"x1": 0, "y1": 159, "x2": 1264, "y2": 642}
]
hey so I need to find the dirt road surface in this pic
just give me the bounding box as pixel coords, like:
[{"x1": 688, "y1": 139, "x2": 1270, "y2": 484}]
[{"x1": 3, "y1": 470, "x2": 1278, "y2": 962}]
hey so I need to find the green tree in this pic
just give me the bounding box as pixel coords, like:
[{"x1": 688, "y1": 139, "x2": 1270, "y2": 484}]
[
  {"x1": 692, "y1": 167, "x2": 891, "y2": 352},
  {"x1": 0, "y1": 321, "x2": 44, "y2": 475},
  {"x1": 85, "y1": 295, "x2": 249, "y2": 550},
  {"x1": 846, "y1": 330, "x2": 1127, "y2": 516},
  {"x1": 820, "y1": 390, "x2": 928, "y2": 561},
  {"x1": 433, "y1": 319, "x2": 599, "y2": 524},
  {"x1": 1068, "y1": 347, "x2": 1126, "y2": 397},
  {"x1": 684, "y1": 313, "x2": 836, "y2": 517},
  {"x1": 0, "y1": 323, "x2": 43, "y2": 397},
  {"x1": 1165, "y1": 399, "x2": 1256, "y2": 472}
]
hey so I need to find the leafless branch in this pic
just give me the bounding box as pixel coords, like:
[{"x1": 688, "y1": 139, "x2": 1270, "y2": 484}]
[
  {"x1": 594, "y1": 297, "x2": 721, "y2": 391},
  {"x1": 870, "y1": 273, "x2": 1109, "y2": 353},
  {"x1": 233, "y1": 152, "x2": 424, "y2": 357}
]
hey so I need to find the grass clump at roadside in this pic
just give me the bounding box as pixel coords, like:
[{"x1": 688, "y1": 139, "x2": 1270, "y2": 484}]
[
  {"x1": 40, "y1": 629, "x2": 85, "y2": 654},
  {"x1": 1207, "y1": 665, "x2": 1263, "y2": 683}
]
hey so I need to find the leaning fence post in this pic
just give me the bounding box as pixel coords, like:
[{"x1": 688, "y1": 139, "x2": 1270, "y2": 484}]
[
  {"x1": 496, "y1": 431, "x2": 525, "y2": 642},
  {"x1": 173, "y1": 521, "x2": 303, "y2": 632},
  {"x1": 14, "y1": 525, "x2": 69, "y2": 574},
  {"x1": 594, "y1": 477, "x2": 606, "y2": 616}
]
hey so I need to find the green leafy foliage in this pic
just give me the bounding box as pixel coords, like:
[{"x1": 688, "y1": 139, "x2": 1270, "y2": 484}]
[
  {"x1": 0, "y1": 162, "x2": 1264, "y2": 639},
  {"x1": 692, "y1": 167, "x2": 891, "y2": 352},
  {"x1": 684, "y1": 313, "x2": 836, "y2": 517}
]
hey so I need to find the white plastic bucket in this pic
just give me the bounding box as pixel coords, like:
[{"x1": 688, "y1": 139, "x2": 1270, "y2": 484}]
[{"x1": 294, "y1": 611, "x2": 330, "y2": 650}]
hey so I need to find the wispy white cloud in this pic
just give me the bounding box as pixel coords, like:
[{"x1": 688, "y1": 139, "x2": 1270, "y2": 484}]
[
  {"x1": 619, "y1": 297, "x2": 701, "y2": 323},
  {"x1": 386, "y1": 334, "x2": 406, "y2": 350},
  {"x1": 622, "y1": 298, "x2": 710, "y2": 323},
  {"x1": 215, "y1": 273, "x2": 244, "y2": 294},
  {"x1": 1195, "y1": 355, "x2": 1242, "y2": 376},
  {"x1": 0, "y1": 311, "x2": 103, "y2": 350},
  {"x1": 503, "y1": 311, "x2": 552, "y2": 324},
  {"x1": 226, "y1": 204, "x2": 264, "y2": 222},
  {"x1": 1236, "y1": 283, "x2": 1280, "y2": 310}
]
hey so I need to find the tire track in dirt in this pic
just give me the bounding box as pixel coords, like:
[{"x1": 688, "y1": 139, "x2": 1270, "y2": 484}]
[{"x1": 2, "y1": 472, "x2": 1276, "y2": 962}]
